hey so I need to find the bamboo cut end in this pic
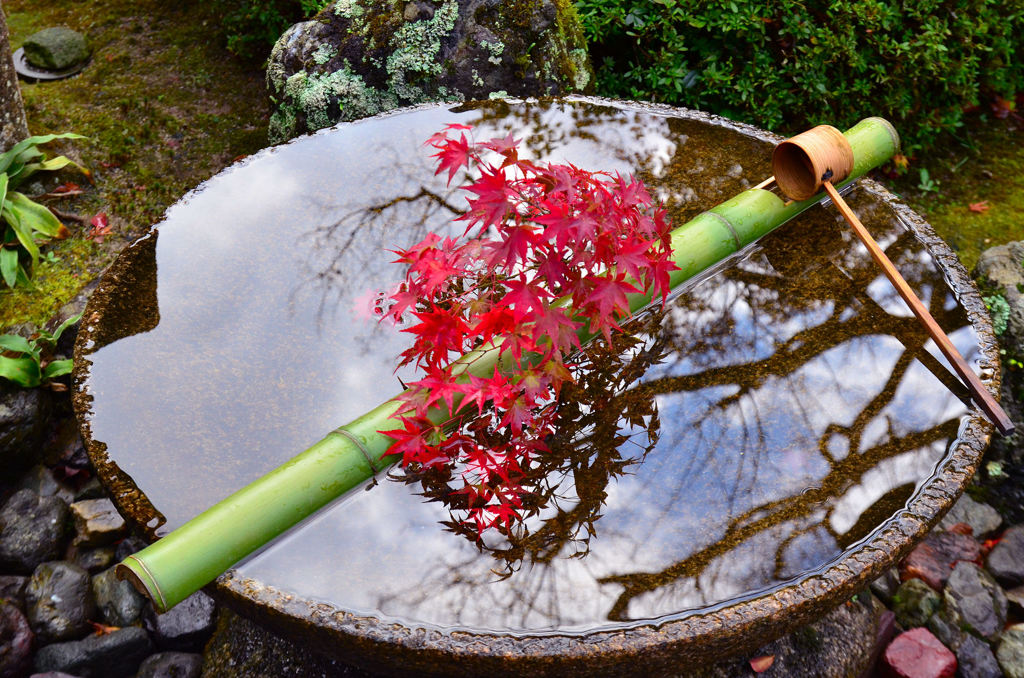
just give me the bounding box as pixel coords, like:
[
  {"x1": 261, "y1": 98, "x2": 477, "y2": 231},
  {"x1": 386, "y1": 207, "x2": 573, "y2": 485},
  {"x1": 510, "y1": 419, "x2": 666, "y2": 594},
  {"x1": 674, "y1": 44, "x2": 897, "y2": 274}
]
[
  {"x1": 116, "y1": 557, "x2": 169, "y2": 613},
  {"x1": 772, "y1": 125, "x2": 854, "y2": 201}
]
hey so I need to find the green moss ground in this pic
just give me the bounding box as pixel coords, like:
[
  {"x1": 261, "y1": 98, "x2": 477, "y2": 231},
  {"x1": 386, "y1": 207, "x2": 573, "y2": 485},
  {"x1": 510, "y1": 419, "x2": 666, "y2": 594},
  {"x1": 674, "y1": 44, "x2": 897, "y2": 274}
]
[
  {"x1": 1, "y1": 0, "x2": 268, "y2": 329},
  {"x1": 890, "y1": 116, "x2": 1024, "y2": 271}
]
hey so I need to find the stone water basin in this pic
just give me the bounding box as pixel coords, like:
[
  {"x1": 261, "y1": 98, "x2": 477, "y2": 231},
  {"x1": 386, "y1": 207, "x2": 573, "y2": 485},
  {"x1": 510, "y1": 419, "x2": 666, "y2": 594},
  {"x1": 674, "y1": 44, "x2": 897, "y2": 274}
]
[{"x1": 72, "y1": 98, "x2": 998, "y2": 676}]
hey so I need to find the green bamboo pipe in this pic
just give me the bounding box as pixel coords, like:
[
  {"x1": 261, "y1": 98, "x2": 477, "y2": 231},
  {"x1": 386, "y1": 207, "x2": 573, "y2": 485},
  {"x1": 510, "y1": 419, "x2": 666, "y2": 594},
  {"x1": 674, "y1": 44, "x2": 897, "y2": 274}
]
[{"x1": 118, "y1": 117, "x2": 899, "y2": 611}]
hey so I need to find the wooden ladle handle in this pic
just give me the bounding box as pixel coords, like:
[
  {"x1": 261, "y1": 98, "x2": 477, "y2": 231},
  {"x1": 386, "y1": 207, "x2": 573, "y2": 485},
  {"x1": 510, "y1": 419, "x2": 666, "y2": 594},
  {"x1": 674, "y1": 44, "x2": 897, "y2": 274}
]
[{"x1": 821, "y1": 180, "x2": 1013, "y2": 435}]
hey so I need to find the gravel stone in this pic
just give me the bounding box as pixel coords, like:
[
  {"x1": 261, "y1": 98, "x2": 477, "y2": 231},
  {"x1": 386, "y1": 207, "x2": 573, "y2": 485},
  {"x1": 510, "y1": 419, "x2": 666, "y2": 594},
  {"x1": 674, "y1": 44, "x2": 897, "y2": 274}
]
[
  {"x1": 883, "y1": 627, "x2": 956, "y2": 678},
  {"x1": 24, "y1": 562, "x2": 95, "y2": 643},
  {"x1": 136, "y1": 651, "x2": 202, "y2": 678},
  {"x1": 0, "y1": 381, "x2": 52, "y2": 474},
  {"x1": 939, "y1": 493, "x2": 1003, "y2": 537},
  {"x1": 956, "y1": 633, "x2": 1002, "y2": 678},
  {"x1": 901, "y1": 531, "x2": 981, "y2": 591},
  {"x1": 0, "y1": 600, "x2": 33, "y2": 678},
  {"x1": 16, "y1": 466, "x2": 74, "y2": 504},
  {"x1": 0, "y1": 576, "x2": 27, "y2": 610},
  {"x1": 91, "y1": 567, "x2": 145, "y2": 627},
  {"x1": 892, "y1": 578, "x2": 941, "y2": 629},
  {"x1": 72, "y1": 547, "x2": 115, "y2": 575},
  {"x1": 142, "y1": 591, "x2": 215, "y2": 652},
  {"x1": 943, "y1": 561, "x2": 1007, "y2": 641},
  {"x1": 927, "y1": 604, "x2": 966, "y2": 651},
  {"x1": 0, "y1": 490, "x2": 69, "y2": 574},
  {"x1": 69, "y1": 499, "x2": 127, "y2": 547},
  {"x1": 32, "y1": 626, "x2": 152, "y2": 678},
  {"x1": 988, "y1": 526, "x2": 1024, "y2": 586},
  {"x1": 997, "y1": 624, "x2": 1024, "y2": 678},
  {"x1": 871, "y1": 567, "x2": 901, "y2": 605}
]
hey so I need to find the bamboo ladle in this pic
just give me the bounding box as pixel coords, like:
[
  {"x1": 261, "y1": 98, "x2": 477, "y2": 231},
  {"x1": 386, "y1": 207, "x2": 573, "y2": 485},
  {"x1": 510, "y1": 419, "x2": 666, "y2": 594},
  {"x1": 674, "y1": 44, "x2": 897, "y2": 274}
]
[{"x1": 769, "y1": 125, "x2": 1014, "y2": 435}]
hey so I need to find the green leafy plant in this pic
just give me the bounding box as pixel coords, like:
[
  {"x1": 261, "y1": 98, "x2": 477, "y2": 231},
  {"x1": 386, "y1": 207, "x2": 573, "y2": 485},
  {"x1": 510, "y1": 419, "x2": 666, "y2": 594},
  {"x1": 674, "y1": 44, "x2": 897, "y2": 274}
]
[
  {"x1": 0, "y1": 312, "x2": 81, "y2": 388},
  {"x1": 1, "y1": 133, "x2": 87, "y2": 288},
  {"x1": 984, "y1": 293, "x2": 1011, "y2": 335},
  {"x1": 917, "y1": 168, "x2": 939, "y2": 194},
  {"x1": 576, "y1": 0, "x2": 1024, "y2": 153}
]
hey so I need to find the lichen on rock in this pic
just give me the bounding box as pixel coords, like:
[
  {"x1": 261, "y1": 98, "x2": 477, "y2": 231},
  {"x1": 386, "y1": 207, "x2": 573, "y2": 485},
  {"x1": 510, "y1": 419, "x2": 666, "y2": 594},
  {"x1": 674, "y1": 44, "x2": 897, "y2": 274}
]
[{"x1": 266, "y1": 0, "x2": 594, "y2": 142}]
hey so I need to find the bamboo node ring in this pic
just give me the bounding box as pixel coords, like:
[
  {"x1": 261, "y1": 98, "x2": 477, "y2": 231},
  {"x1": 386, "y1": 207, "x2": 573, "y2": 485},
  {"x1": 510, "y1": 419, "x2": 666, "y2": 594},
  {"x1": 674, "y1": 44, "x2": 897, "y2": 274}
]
[{"x1": 772, "y1": 125, "x2": 853, "y2": 201}]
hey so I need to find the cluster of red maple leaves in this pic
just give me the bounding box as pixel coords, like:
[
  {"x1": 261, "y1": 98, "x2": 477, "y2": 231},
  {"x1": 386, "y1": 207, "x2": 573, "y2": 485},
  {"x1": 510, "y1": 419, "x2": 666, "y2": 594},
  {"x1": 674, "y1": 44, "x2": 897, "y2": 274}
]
[{"x1": 379, "y1": 124, "x2": 676, "y2": 537}]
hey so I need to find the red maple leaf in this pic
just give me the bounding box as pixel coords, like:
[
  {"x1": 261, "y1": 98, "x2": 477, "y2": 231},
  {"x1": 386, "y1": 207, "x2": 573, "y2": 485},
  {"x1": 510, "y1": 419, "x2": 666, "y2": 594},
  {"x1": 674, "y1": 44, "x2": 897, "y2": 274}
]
[
  {"x1": 968, "y1": 200, "x2": 990, "y2": 213},
  {"x1": 376, "y1": 124, "x2": 677, "y2": 538},
  {"x1": 87, "y1": 213, "x2": 113, "y2": 242}
]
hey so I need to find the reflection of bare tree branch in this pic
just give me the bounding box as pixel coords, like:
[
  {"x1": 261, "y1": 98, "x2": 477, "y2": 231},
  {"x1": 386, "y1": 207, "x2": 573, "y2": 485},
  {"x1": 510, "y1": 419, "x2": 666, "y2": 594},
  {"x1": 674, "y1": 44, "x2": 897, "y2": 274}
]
[
  {"x1": 597, "y1": 421, "x2": 957, "y2": 620},
  {"x1": 294, "y1": 186, "x2": 465, "y2": 323}
]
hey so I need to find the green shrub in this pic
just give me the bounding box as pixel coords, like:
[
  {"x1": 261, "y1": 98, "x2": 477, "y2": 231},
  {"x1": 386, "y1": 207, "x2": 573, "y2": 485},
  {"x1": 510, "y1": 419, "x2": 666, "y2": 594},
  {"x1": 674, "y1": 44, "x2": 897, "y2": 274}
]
[
  {"x1": 218, "y1": 0, "x2": 329, "y2": 58},
  {"x1": 575, "y1": 0, "x2": 1024, "y2": 152}
]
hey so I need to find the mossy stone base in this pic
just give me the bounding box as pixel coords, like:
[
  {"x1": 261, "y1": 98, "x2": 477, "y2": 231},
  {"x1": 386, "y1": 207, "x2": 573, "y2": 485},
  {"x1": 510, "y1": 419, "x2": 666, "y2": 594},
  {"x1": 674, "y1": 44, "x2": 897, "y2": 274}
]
[
  {"x1": 266, "y1": 0, "x2": 594, "y2": 142},
  {"x1": 23, "y1": 27, "x2": 89, "y2": 71}
]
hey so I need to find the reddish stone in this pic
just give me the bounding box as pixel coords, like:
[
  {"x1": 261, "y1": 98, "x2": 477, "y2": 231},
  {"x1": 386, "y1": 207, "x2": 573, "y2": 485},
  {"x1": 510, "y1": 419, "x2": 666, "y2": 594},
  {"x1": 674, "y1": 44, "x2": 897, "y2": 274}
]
[
  {"x1": 900, "y1": 532, "x2": 981, "y2": 590},
  {"x1": 946, "y1": 522, "x2": 973, "y2": 536},
  {"x1": 883, "y1": 628, "x2": 956, "y2": 678}
]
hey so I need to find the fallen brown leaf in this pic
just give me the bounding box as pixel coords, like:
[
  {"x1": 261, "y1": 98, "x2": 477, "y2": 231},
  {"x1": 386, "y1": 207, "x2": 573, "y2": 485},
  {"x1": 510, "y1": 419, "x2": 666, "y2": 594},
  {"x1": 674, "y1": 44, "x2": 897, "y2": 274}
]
[{"x1": 750, "y1": 655, "x2": 775, "y2": 673}]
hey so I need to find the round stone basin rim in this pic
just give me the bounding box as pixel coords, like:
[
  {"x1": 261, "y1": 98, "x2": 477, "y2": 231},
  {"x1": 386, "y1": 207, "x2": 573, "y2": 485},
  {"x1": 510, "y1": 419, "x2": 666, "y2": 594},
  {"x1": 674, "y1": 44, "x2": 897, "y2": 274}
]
[{"x1": 72, "y1": 98, "x2": 998, "y2": 676}]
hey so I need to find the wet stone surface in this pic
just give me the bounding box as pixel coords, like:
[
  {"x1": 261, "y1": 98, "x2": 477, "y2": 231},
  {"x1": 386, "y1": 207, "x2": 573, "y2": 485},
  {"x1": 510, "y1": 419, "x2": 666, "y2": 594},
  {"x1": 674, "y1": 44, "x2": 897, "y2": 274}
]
[
  {"x1": 0, "y1": 599, "x2": 33, "y2": 677},
  {"x1": 957, "y1": 634, "x2": 1002, "y2": 678},
  {"x1": 25, "y1": 561, "x2": 95, "y2": 643},
  {"x1": 988, "y1": 526, "x2": 1024, "y2": 586},
  {"x1": 871, "y1": 568, "x2": 901, "y2": 606},
  {"x1": 0, "y1": 575, "x2": 27, "y2": 609},
  {"x1": 92, "y1": 566, "x2": 145, "y2": 627},
  {"x1": 997, "y1": 625, "x2": 1024, "y2": 678},
  {"x1": 0, "y1": 489, "x2": 68, "y2": 575},
  {"x1": 892, "y1": 578, "x2": 941, "y2": 629},
  {"x1": 939, "y1": 493, "x2": 1004, "y2": 537},
  {"x1": 142, "y1": 591, "x2": 216, "y2": 652},
  {"x1": 17, "y1": 466, "x2": 74, "y2": 505},
  {"x1": 927, "y1": 604, "x2": 966, "y2": 652},
  {"x1": 883, "y1": 627, "x2": 957, "y2": 678},
  {"x1": 901, "y1": 531, "x2": 983, "y2": 591},
  {"x1": 136, "y1": 651, "x2": 203, "y2": 678},
  {"x1": 73, "y1": 545, "x2": 116, "y2": 574},
  {"x1": 33, "y1": 625, "x2": 153, "y2": 678},
  {"x1": 942, "y1": 562, "x2": 1007, "y2": 642},
  {"x1": 0, "y1": 382, "x2": 52, "y2": 474},
  {"x1": 69, "y1": 498, "x2": 127, "y2": 547}
]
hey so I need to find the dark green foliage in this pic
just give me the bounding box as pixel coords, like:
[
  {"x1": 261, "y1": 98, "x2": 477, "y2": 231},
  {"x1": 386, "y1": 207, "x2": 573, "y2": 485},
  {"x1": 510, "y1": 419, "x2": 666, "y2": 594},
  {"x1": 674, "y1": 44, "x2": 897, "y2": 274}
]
[
  {"x1": 575, "y1": 0, "x2": 1024, "y2": 152},
  {"x1": 217, "y1": 0, "x2": 329, "y2": 58}
]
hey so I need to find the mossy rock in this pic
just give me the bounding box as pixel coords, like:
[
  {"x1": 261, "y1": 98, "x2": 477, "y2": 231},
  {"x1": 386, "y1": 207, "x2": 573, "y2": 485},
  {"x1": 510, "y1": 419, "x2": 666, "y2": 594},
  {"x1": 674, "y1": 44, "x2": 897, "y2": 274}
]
[
  {"x1": 266, "y1": 0, "x2": 594, "y2": 142},
  {"x1": 23, "y1": 27, "x2": 90, "y2": 71}
]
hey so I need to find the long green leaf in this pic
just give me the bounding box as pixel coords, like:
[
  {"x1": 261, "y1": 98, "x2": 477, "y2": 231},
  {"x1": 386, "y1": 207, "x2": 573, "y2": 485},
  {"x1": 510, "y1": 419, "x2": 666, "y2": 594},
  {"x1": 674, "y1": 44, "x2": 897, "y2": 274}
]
[
  {"x1": 2, "y1": 201, "x2": 40, "y2": 266},
  {"x1": 6, "y1": 148, "x2": 44, "y2": 185},
  {"x1": 7, "y1": 192, "x2": 65, "y2": 239},
  {"x1": 0, "y1": 247, "x2": 16, "y2": 288},
  {"x1": 0, "y1": 333, "x2": 34, "y2": 355},
  {"x1": 0, "y1": 133, "x2": 86, "y2": 174},
  {"x1": 17, "y1": 155, "x2": 88, "y2": 184},
  {"x1": 0, "y1": 355, "x2": 40, "y2": 388},
  {"x1": 42, "y1": 358, "x2": 73, "y2": 380},
  {"x1": 50, "y1": 311, "x2": 83, "y2": 343},
  {"x1": 0, "y1": 173, "x2": 7, "y2": 211},
  {"x1": 15, "y1": 262, "x2": 31, "y2": 288}
]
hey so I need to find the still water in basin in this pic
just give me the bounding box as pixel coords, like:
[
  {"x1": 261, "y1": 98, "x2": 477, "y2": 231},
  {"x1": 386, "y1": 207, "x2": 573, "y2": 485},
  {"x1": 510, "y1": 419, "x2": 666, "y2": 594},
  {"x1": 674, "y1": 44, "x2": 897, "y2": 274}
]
[{"x1": 79, "y1": 100, "x2": 976, "y2": 634}]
